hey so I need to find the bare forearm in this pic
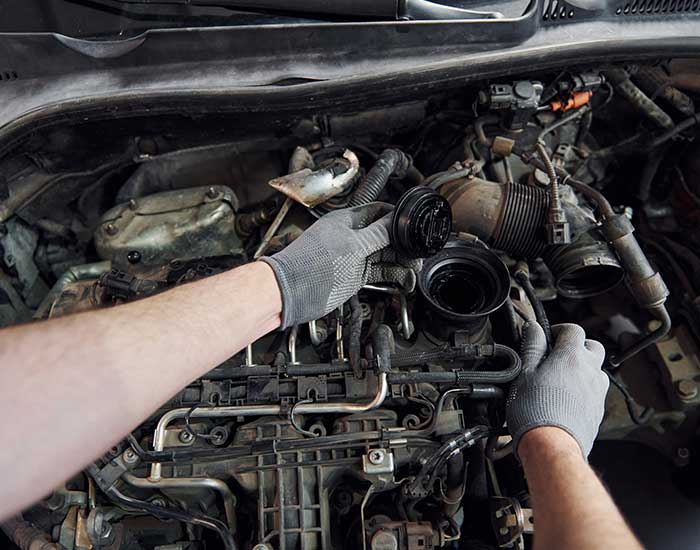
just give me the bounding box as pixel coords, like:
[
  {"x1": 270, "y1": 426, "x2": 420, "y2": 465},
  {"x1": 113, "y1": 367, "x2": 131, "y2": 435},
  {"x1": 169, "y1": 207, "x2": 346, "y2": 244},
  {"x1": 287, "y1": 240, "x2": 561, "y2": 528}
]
[
  {"x1": 0, "y1": 261, "x2": 281, "y2": 519},
  {"x1": 520, "y1": 427, "x2": 642, "y2": 550}
]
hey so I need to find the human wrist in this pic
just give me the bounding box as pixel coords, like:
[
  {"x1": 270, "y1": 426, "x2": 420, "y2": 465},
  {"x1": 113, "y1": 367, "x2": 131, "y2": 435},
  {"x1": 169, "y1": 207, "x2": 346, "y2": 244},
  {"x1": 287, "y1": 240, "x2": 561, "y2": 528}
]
[
  {"x1": 518, "y1": 426, "x2": 585, "y2": 466},
  {"x1": 252, "y1": 260, "x2": 283, "y2": 321}
]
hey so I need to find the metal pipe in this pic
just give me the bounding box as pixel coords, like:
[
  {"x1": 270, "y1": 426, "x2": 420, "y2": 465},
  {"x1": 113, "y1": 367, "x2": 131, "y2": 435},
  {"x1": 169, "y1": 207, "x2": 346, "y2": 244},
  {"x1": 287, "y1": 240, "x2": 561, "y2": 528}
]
[
  {"x1": 1, "y1": 514, "x2": 64, "y2": 550},
  {"x1": 600, "y1": 214, "x2": 671, "y2": 365},
  {"x1": 308, "y1": 319, "x2": 324, "y2": 346},
  {"x1": 253, "y1": 197, "x2": 293, "y2": 259},
  {"x1": 288, "y1": 325, "x2": 299, "y2": 364},
  {"x1": 149, "y1": 373, "x2": 389, "y2": 479},
  {"x1": 336, "y1": 304, "x2": 345, "y2": 361},
  {"x1": 609, "y1": 306, "x2": 671, "y2": 367},
  {"x1": 245, "y1": 344, "x2": 254, "y2": 367},
  {"x1": 362, "y1": 283, "x2": 412, "y2": 339},
  {"x1": 34, "y1": 261, "x2": 111, "y2": 319},
  {"x1": 122, "y1": 473, "x2": 236, "y2": 529}
]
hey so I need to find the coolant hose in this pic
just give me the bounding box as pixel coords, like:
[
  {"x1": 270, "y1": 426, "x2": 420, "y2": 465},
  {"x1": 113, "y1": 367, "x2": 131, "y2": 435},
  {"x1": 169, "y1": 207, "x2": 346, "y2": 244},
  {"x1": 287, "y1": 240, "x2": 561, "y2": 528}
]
[
  {"x1": 388, "y1": 344, "x2": 521, "y2": 385},
  {"x1": 348, "y1": 148, "x2": 411, "y2": 206}
]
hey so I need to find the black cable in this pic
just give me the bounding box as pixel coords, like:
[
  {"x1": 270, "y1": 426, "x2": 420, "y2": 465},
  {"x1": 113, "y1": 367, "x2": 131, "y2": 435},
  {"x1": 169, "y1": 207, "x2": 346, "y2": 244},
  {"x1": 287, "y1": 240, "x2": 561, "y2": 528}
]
[
  {"x1": 604, "y1": 369, "x2": 655, "y2": 425},
  {"x1": 183, "y1": 402, "x2": 219, "y2": 441},
  {"x1": 514, "y1": 270, "x2": 552, "y2": 348},
  {"x1": 406, "y1": 426, "x2": 491, "y2": 498},
  {"x1": 537, "y1": 104, "x2": 591, "y2": 143}
]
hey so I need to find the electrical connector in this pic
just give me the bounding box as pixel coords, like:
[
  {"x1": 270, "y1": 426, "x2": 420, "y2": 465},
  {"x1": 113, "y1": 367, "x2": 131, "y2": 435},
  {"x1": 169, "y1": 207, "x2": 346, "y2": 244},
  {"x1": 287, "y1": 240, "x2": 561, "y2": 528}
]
[{"x1": 545, "y1": 213, "x2": 572, "y2": 245}]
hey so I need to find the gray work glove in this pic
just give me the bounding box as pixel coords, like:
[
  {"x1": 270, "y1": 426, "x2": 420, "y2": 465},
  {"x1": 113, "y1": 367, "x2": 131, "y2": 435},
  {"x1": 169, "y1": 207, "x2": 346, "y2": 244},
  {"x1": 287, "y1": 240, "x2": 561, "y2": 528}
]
[
  {"x1": 261, "y1": 202, "x2": 422, "y2": 329},
  {"x1": 506, "y1": 322, "x2": 609, "y2": 458}
]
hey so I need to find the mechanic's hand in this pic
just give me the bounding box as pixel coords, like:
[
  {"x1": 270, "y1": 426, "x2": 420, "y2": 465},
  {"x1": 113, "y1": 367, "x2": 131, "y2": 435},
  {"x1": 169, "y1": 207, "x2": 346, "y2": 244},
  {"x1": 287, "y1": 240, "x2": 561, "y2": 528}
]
[
  {"x1": 506, "y1": 322, "x2": 609, "y2": 458},
  {"x1": 261, "y1": 202, "x2": 422, "y2": 329}
]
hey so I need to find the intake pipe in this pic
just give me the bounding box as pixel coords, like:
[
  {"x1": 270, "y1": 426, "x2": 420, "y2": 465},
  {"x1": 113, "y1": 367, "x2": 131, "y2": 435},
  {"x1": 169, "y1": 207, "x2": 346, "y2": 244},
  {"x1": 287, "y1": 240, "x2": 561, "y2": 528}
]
[{"x1": 440, "y1": 177, "x2": 624, "y2": 299}]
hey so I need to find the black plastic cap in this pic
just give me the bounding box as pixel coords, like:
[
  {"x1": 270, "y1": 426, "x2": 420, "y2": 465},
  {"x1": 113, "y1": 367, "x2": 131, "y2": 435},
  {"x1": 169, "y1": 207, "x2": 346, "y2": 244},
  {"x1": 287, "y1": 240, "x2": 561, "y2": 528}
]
[{"x1": 391, "y1": 186, "x2": 452, "y2": 259}]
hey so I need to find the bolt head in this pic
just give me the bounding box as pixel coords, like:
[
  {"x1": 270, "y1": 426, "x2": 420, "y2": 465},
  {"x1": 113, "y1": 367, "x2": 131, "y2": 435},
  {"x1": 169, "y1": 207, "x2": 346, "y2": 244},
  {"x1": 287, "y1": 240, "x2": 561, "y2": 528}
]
[
  {"x1": 368, "y1": 449, "x2": 385, "y2": 465},
  {"x1": 105, "y1": 223, "x2": 118, "y2": 236},
  {"x1": 179, "y1": 430, "x2": 195, "y2": 444},
  {"x1": 206, "y1": 187, "x2": 219, "y2": 199},
  {"x1": 677, "y1": 380, "x2": 698, "y2": 400},
  {"x1": 126, "y1": 250, "x2": 141, "y2": 264},
  {"x1": 123, "y1": 448, "x2": 138, "y2": 464}
]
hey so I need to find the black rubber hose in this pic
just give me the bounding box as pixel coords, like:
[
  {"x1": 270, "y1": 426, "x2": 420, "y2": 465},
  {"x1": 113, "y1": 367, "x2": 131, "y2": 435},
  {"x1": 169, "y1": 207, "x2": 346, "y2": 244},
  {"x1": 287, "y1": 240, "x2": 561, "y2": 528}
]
[
  {"x1": 647, "y1": 112, "x2": 700, "y2": 150},
  {"x1": 604, "y1": 68, "x2": 674, "y2": 130},
  {"x1": 87, "y1": 465, "x2": 236, "y2": 550},
  {"x1": 203, "y1": 365, "x2": 273, "y2": 379},
  {"x1": 348, "y1": 149, "x2": 410, "y2": 206},
  {"x1": 637, "y1": 145, "x2": 668, "y2": 202},
  {"x1": 372, "y1": 324, "x2": 395, "y2": 373},
  {"x1": 348, "y1": 295, "x2": 364, "y2": 377},
  {"x1": 391, "y1": 344, "x2": 480, "y2": 367},
  {"x1": 514, "y1": 271, "x2": 553, "y2": 348},
  {"x1": 388, "y1": 344, "x2": 521, "y2": 385},
  {"x1": 285, "y1": 363, "x2": 352, "y2": 376},
  {"x1": 474, "y1": 114, "x2": 500, "y2": 147},
  {"x1": 503, "y1": 297, "x2": 521, "y2": 349},
  {"x1": 523, "y1": 155, "x2": 616, "y2": 220}
]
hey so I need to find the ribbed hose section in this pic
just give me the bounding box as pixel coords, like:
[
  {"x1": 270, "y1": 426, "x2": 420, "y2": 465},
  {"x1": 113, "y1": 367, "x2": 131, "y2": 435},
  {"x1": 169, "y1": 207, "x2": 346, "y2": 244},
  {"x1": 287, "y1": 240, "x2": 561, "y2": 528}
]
[
  {"x1": 348, "y1": 149, "x2": 410, "y2": 206},
  {"x1": 492, "y1": 182, "x2": 549, "y2": 258}
]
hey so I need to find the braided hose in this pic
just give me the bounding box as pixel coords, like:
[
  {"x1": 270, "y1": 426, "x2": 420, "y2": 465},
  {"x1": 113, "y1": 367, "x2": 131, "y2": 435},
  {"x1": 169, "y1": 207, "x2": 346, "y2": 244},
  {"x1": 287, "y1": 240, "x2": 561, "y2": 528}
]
[
  {"x1": 389, "y1": 344, "x2": 521, "y2": 384},
  {"x1": 348, "y1": 149, "x2": 410, "y2": 206}
]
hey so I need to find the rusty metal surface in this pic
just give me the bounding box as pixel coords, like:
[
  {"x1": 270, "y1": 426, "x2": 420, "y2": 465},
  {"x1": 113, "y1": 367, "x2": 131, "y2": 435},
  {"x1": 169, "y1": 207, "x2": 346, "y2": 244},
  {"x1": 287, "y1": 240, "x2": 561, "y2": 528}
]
[
  {"x1": 95, "y1": 185, "x2": 242, "y2": 267},
  {"x1": 268, "y1": 150, "x2": 359, "y2": 208}
]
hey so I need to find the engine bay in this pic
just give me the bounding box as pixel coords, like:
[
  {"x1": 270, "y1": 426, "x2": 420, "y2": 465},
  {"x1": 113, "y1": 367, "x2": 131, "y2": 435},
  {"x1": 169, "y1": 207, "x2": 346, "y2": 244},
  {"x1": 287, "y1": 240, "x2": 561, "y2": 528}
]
[{"x1": 4, "y1": 60, "x2": 700, "y2": 550}]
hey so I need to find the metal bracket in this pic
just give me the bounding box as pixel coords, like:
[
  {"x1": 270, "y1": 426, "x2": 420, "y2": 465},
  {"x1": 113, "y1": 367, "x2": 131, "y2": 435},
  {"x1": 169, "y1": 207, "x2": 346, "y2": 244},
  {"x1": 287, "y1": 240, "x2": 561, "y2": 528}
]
[{"x1": 490, "y1": 496, "x2": 533, "y2": 547}]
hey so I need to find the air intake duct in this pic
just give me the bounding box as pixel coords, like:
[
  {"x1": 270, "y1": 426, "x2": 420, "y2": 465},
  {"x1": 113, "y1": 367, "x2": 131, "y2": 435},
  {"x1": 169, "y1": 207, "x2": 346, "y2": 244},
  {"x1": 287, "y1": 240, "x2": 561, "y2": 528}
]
[
  {"x1": 417, "y1": 241, "x2": 510, "y2": 340},
  {"x1": 441, "y1": 178, "x2": 624, "y2": 299}
]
